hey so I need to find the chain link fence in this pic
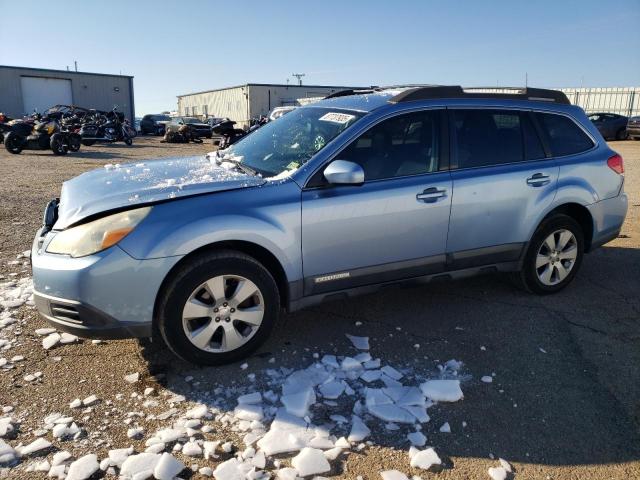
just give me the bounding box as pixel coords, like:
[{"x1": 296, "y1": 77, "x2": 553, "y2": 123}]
[{"x1": 560, "y1": 87, "x2": 639, "y2": 117}]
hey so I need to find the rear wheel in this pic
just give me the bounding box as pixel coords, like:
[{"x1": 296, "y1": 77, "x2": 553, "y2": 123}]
[
  {"x1": 4, "y1": 132, "x2": 23, "y2": 154},
  {"x1": 50, "y1": 133, "x2": 68, "y2": 155},
  {"x1": 616, "y1": 128, "x2": 628, "y2": 140},
  {"x1": 517, "y1": 214, "x2": 584, "y2": 294},
  {"x1": 124, "y1": 137, "x2": 133, "y2": 146},
  {"x1": 157, "y1": 250, "x2": 280, "y2": 365}
]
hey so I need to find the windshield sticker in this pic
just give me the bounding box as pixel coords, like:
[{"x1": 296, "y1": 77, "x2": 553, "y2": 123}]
[
  {"x1": 286, "y1": 161, "x2": 300, "y2": 170},
  {"x1": 319, "y1": 112, "x2": 356, "y2": 124}
]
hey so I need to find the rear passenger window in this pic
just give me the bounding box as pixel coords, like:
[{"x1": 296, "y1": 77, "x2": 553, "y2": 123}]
[
  {"x1": 454, "y1": 110, "x2": 523, "y2": 168},
  {"x1": 522, "y1": 114, "x2": 546, "y2": 160},
  {"x1": 535, "y1": 113, "x2": 594, "y2": 156},
  {"x1": 339, "y1": 110, "x2": 441, "y2": 181}
]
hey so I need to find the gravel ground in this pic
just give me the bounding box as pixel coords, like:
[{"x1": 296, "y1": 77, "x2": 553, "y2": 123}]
[{"x1": 0, "y1": 136, "x2": 639, "y2": 479}]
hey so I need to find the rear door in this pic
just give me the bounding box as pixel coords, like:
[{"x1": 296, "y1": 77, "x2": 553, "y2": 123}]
[
  {"x1": 301, "y1": 109, "x2": 452, "y2": 295},
  {"x1": 446, "y1": 108, "x2": 558, "y2": 268}
]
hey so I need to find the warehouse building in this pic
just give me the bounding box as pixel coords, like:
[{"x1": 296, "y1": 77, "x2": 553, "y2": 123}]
[
  {"x1": 0, "y1": 65, "x2": 135, "y2": 121},
  {"x1": 177, "y1": 83, "x2": 356, "y2": 128}
]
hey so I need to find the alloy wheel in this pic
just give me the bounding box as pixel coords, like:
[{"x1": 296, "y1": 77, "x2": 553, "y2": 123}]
[
  {"x1": 181, "y1": 275, "x2": 264, "y2": 353},
  {"x1": 535, "y1": 229, "x2": 578, "y2": 286}
]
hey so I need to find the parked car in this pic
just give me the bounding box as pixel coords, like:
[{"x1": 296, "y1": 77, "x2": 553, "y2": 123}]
[
  {"x1": 31, "y1": 86, "x2": 627, "y2": 365},
  {"x1": 627, "y1": 116, "x2": 640, "y2": 140},
  {"x1": 166, "y1": 116, "x2": 212, "y2": 139},
  {"x1": 139, "y1": 114, "x2": 172, "y2": 135},
  {"x1": 588, "y1": 112, "x2": 628, "y2": 140},
  {"x1": 268, "y1": 106, "x2": 296, "y2": 121}
]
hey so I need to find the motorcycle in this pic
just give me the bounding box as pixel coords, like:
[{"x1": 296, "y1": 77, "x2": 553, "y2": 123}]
[
  {"x1": 212, "y1": 119, "x2": 248, "y2": 149},
  {"x1": 0, "y1": 113, "x2": 13, "y2": 145},
  {"x1": 3, "y1": 116, "x2": 78, "y2": 155},
  {"x1": 79, "y1": 107, "x2": 133, "y2": 146}
]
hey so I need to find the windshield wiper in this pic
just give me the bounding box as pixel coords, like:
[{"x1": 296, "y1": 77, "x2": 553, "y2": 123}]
[{"x1": 214, "y1": 156, "x2": 259, "y2": 176}]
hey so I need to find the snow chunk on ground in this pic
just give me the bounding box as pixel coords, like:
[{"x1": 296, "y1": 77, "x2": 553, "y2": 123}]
[
  {"x1": 348, "y1": 415, "x2": 370, "y2": 442},
  {"x1": 17, "y1": 437, "x2": 51, "y2": 456},
  {"x1": 66, "y1": 454, "x2": 99, "y2": 480},
  {"x1": 420, "y1": 380, "x2": 463, "y2": 402},
  {"x1": 368, "y1": 404, "x2": 416, "y2": 424},
  {"x1": 345, "y1": 334, "x2": 370, "y2": 350},
  {"x1": 319, "y1": 380, "x2": 344, "y2": 399},
  {"x1": 124, "y1": 373, "x2": 140, "y2": 383},
  {"x1": 42, "y1": 333, "x2": 61, "y2": 350},
  {"x1": 238, "y1": 392, "x2": 262, "y2": 404},
  {"x1": 120, "y1": 452, "x2": 160, "y2": 478},
  {"x1": 380, "y1": 470, "x2": 409, "y2": 480},
  {"x1": 410, "y1": 447, "x2": 442, "y2": 470},
  {"x1": 281, "y1": 386, "x2": 315, "y2": 417},
  {"x1": 291, "y1": 447, "x2": 331, "y2": 477},
  {"x1": 0, "y1": 439, "x2": 17, "y2": 465},
  {"x1": 153, "y1": 452, "x2": 185, "y2": 480},
  {"x1": 488, "y1": 466, "x2": 509, "y2": 480},
  {"x1": 407, "y1": 431, "x2": 426, "y2": 446},
  {"x1": 182, "y1": 441, "x2": 203, "y2": 457},
  {"x1": 234, "y1": 403, "x2": 263, "y2": 421},
  {"x1": 481, "y1": 376, "x2": 493, "y2": 383},
  {"x1": 439, "y1": 422, "x2": 451, "y2": 433}
]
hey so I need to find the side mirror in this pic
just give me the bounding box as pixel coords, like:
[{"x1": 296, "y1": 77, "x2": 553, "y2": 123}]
[{"x1": 324, "y1": 160, "x2": 364, "y2": 185}]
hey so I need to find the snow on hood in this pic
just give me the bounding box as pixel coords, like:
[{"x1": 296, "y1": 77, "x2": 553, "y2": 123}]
[{"x1": 55, "y1": 155, "x2": 265, "y2": 229}]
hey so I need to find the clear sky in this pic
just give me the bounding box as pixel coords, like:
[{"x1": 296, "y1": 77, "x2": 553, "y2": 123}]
[{"x1": 1, "y1": 0, "x2": 639, "y2": 115}]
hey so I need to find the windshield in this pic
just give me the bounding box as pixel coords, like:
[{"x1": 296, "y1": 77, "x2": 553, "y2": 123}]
[
  {"x1": 224, "y1": 107, "x2": 364, "y2": 177},
  {"x1": 183, "y1": 117, "x2": 200, "y2": 124}
]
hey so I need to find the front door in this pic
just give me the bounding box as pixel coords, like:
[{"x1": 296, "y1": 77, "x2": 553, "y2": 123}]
[{"x1": 301, "y1": 109, "x2": 452, "y2": 295}]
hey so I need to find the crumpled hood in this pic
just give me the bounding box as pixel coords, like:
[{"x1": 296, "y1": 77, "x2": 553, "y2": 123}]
[{"x1": 55, "y1": 155, "x2": 265, "y2": 229}]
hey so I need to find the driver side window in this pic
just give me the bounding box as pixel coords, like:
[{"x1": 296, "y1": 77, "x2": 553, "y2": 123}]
[{"x1": 339, "y1": 110, "x2": 442, "y2": 181}]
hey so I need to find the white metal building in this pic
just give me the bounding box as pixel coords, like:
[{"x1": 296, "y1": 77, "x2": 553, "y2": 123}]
[
  {"x1": 0, "y1": 65, "x2": 135, "y2": 120},
  {"x1": 177, "y1": 83, "x2": 356, "y2": 128}
]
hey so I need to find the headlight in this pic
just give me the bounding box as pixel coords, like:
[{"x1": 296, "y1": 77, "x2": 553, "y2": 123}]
[{"x1": 47, "y1": 207, "x2": 151, "y2": 258}]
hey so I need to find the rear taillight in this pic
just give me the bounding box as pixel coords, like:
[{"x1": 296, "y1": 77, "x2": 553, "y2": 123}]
[{"x1": 607, "y1": 154, "x2": 624, "y2": 174}]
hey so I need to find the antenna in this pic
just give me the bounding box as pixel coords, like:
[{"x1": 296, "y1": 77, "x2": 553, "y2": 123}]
[
  {"x1": 74, "y1": 61, "x2": 78, "y2": 72},
  {"x1": 292, "y1": 73, "x2": 305, "y2": 86}
]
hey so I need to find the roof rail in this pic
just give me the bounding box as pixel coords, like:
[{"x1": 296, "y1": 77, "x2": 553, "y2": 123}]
[
  {"x1": 389, "y1": 85, "x2": 570, "y2": 104},
  {"x1": 324, "y1": 87, "x2": 383, "y2": 99}
]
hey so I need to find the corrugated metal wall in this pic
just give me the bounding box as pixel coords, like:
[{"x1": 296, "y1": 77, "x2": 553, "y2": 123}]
[
  {"x1": 560, "y1": 87, "x2": 639, "y2": 116},
  {"x1": 0, "y1": 66, "x2": 134, "y2": 120},
  {"x1": 178, "y1": 86, "x2": 247, "y2": 124}
]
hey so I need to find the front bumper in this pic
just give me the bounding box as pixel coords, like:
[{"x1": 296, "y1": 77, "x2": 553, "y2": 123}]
[{"x1": 31, "y1": 228, "x2": 182, "y2": 339}]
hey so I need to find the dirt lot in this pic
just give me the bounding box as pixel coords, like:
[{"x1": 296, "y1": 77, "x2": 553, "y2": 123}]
[{"x1": 0, "y1": 136, "x2": 639, "y2": 479}]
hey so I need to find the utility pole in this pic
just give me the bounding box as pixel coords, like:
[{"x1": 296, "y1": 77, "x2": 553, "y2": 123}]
[
  {"x1": 74, "y1": 61, "x2": 78, "y2": 72},
  {"x1": 292, "y1": 73, "x2": 305, "y2": 86}
]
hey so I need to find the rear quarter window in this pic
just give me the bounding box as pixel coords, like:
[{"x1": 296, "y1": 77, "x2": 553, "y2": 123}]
[{"x1": 536, "y1": 113, "x2": 594, "y2": 157}]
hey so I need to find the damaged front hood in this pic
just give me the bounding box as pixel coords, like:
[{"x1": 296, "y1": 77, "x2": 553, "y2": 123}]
[{"x1": 55, "y1": 155, "x2": 265, "y2": 229}]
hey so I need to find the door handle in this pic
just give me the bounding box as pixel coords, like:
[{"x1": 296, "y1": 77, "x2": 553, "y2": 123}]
[
  {"x1": 416, "y1": 187, "x2": 447, "y2": 203},
  {"x1": 526, "y1": 173, "x2": 551, "y2": 187}
]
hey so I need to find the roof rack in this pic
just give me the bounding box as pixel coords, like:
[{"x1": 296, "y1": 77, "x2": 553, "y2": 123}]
[
  {"x1": 389, "y1": 85, "x2": 570, "y2": 104},
  {"x1": 324, "y1": 87, "x2": 384, "y2": 99}
]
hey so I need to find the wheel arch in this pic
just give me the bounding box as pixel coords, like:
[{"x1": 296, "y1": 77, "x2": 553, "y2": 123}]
[
  {"x1": 152, "y1": 240, "x2": 291, "y2": 333},
  {"x1": 539, "y1": 203, "x2": 594, "y2": 251}
]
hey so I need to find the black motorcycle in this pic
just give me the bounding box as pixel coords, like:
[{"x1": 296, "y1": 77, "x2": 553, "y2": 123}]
[
  {"x1": 4, "y1": 116, "x2": 78, "y2": 155},
  {"x1": 79, "y1": 108, "x2": 133, "y2": 146},
  {"x1": 212, "y1": 120, "x2": 248, "y2": 149}
]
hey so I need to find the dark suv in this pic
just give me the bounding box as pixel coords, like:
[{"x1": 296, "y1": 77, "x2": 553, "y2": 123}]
[{"x1": 139, "y1": 114, "x2": 172, "y2": 135}]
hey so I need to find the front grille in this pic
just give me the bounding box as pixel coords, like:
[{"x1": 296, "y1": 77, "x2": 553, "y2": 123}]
[{"x1": 50, "y1": 302, "x2": 81, "y2": 324}]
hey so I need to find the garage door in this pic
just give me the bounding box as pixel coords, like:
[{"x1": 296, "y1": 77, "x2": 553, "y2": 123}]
[{"x1": 20, "y1": 76, "x2": 73, "y2": 115}]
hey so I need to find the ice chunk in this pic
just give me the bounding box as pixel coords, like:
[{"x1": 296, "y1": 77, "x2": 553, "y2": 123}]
[
  {"x1": 153, "y1": 453, "x2": 185, "y2": 480},
  {"x1": 185, "y1": 404, "x2": 209, "y2": 419},
  {"x1": 0, "y1": 439, "x2": 17, "y2": 465},
  {"x1": 407, "y1": 431, "x2": 426, "y2": 446},
  {"x1": 410, "y1": 447, "x2": 442, "y2": 470},
  {"x1": 323, "y1": 446, "x2": 343, "y2": 460},
  {"x1": 108, "y1": 446, "x2": 134, "y2": 467},
  {"x1": 59, "y1": 333, "x2": 78, "y2": 344},
  {"x1": 481, "y1": 376, "x2": 493, "y2": 383},
  {"x1": 203, "y1": 441, "x2": 220, "y2": 460},
  {"x1": 348, "y1": 415, "x2": 370, "y2": 442},
  {"x1": 124, "y1": 373, "x2": 140, "y2": 383},
  {"x1": 35, "y1": 328, "x2": 56, "y2": 336},
  {"x1": 234, "y1": 403, "x2": 264, "y2": 421},
  {"x1": 237, "y1": 392, "x2": 262, "y2": 404},
  {"x1": 341, "y1": 357, "x2": 362, "y2": 370},
  {"x1": 291, "y1": 447, "x2": 331, "y2": 477},
  {"x1": 281, "y1": 386, "x2": 315, "y2": 417},
  {"x1": 66, "y1": 454, "x2": 99, "y2": 480},
  {"x1": 488, "y1": 466, "x2": 509, "y2": 480},
  {"x1": 499, "y1": 458, "x2": 512, "y2": 472},
  {"x1": 0, "y1": 417, "x2": 15, "y2": 437},
  {"x1": 321, "y1": 355, "x2": 339, "y2": 368},
  {"x1": 69, "y1": 398, "x2": 82, "y2": 408},
  {"x1": 439, "y1": 422, "x2": 451, "y2": 433},
  {"x1": 360, "y1": 370, "x2": 382, "y2": 383},
  {"x1": 52, "y1": 450, "x2": 72, "y2": 466},
  {"x1": 82, "y1": 395, "x2": 99, "y2": 406},
  {"x1": 42, "y1": 333, "x2": 61, "y2": 350},
  {"x1": 345, "y1": 334, "x2": 370, "y2": 350},
  {"x1": 368, "y1": 404, "x2": 416, "y2": 424},
  {"x1": 380, "y1": 470, "x2": 409, "y2": 480},
  {"x1": 18, "y1": 437, "x2": 52, "y2": 456},
  {"x1": 276, "y1": 467, "x2": 299, "y2": 480},
  {"x1": 319, "y1": 381, "x2": 344, "y2": 399},
  {"x1": 402, "y1": 405, "x2": 430, "y2": 423},
  {"x1": 364, "y1": 388, "x2": 393, "y2": 407},
  {"x1": 120, "y1": 453, "x2": 160, "y2": 478},
  {"x1": 381, "y1": 365, "x2": 403, "y2": 380},
  {"x1": 420, "y1": 380, "x2": 463, "y2": 402},
  {"x1": 213, "y1": 458, "x2": 251, "y2": 479},
  {"x1": 182, "y1": 441, "x2": 202, "y2": 456}
]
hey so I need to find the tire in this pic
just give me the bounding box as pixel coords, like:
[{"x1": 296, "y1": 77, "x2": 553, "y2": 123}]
[
  {"x1": 517, "y1": 214, "x2": 584, "y2": 295},
  {"x1": 615, "y1": 128, "x2": 628, "y2": 141},
  {"x1": 124, "y1": 137, "x2": 133, "y2": 146},
  {"x1": 4, "y1": 132, "x2": 23, "y2": 154},
  {"x1": 157, "y1": 250, "x2": 280, "y2": 365},
  {"x1": 50, "y1": 133, "x2": 68, "y2": 155},
  {"x1": 68, "y1": 134, "x2": 81, "y2": 152},
  {"x1": 81, "y1": 139, "x2": 96, "y2": 146}
]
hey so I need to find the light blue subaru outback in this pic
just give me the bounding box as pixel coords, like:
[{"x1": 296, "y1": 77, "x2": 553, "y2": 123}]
[{"x1": 32, "y1": 86, "x2": 628, "y2": 365}]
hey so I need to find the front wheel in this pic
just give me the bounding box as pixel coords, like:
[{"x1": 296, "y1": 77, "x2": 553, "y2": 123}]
[
  {"x1": 157, "y1": 250, "x2": 280, "y2": 365},
  {"x1": 124, "y1": 137, "x2": 133, "y2": 146},
  {"x1": 517, "y1": 214, "x2": 584, "y2": 294},
  {"x1": 4, "y1": 132, "x2": 24, "y2": 154},
  {"x1": 50, "y1": 133, "x2": 68, "y2": 155},
  {"x1": 68, "y1": 134, "x2": 81, "y2": 152}
]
